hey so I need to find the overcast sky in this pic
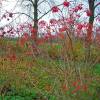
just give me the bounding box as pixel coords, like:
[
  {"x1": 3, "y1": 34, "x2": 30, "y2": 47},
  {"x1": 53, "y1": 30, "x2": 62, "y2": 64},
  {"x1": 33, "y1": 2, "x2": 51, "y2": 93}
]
[{"x1": 0, "y1": 0, "x2": 99, "y2": 27}]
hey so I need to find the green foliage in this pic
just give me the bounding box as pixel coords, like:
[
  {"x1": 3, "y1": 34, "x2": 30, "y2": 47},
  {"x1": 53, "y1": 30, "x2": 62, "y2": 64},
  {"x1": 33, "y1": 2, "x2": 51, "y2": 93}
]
[
  {"x1": 0, "y1": 38, "x2": 100, "y2": 100},
  {"x1": 93, "y1": 64, "x2": 100, "y2": 75},
  {"x1": 47, "y1": 44, "x2": 62, "y2": 59},
  {"x1": 73, "y1": 40, "x2": 85, "y2": 61}
]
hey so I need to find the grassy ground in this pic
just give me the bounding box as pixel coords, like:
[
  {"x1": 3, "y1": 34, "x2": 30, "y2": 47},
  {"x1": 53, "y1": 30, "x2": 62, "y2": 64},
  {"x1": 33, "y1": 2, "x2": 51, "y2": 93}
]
[{"x1": 0, "y1": 38, "x2": 100, "y2": 100}]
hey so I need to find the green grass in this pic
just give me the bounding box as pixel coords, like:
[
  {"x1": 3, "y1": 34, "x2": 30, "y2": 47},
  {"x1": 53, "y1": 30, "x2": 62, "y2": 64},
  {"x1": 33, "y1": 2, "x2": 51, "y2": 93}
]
[
  {"x1": 94, "y1": 64, "x2": 100, "y2": 75},
  {"x1": 0, "y1": 38, "x2": 100, "y2": 100}
]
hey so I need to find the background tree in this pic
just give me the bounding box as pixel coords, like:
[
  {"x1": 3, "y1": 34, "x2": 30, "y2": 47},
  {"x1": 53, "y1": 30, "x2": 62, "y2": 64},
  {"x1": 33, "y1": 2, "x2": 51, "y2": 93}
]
[{"x1": 86, "y1": 0, "x2": 100, "y2": 58}]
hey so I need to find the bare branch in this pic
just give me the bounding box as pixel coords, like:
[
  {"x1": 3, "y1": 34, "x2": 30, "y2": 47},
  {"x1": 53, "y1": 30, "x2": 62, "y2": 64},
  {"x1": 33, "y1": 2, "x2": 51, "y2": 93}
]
[
  {"x1": 38, "y1": 3, "x2": 63, "y2": 20},
  {"x1": 29, "y1": 0, "x2": 35, "y2": 7},
  {"x1": 38, "y1": 9, "x2": 46, "y2": 14},
  {"x1": 94, "y1": 13, "x2": 100, "y2": 18},
  {"x1": 13, "y1": 12, "x2": 34, "y2": 20},
  {"x1": 38, "y1": 0, "x2": 46, "y2": 6},
  {"x1": 94, "y1": 2, "x2": 100, "y2": 9}
]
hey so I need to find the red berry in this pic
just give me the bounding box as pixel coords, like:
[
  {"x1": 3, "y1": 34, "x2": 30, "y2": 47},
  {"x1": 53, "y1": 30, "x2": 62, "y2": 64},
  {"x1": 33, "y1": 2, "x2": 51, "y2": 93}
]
[
  {"x1": 63, "y1": 1, "x2": 70, "y2": 7},
  {"x1": 52, "y1": 6, "x2": 59, "y2": 13},
  {"x1": 86, "y1": 10, "x2": 92, "y2": 16}
]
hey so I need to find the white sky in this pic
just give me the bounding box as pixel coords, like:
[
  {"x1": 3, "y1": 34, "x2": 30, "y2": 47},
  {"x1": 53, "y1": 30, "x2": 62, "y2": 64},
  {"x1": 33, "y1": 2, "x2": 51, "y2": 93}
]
[{"x1": 0, "y1": 0, "x2": 100, "y2": 27}]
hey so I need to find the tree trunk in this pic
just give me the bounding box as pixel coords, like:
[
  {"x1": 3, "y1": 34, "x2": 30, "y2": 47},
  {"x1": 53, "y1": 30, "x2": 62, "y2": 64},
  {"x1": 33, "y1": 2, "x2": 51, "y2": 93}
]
[
  {"x1": 87, "y1": 0, "x2": 95, "y2": 42},
  {"x1": 86, "y1": 0, "x2": 95, "y2": 59},
  {"x1": 33, "y1": 0, "x2": 38, "y2": 44}
]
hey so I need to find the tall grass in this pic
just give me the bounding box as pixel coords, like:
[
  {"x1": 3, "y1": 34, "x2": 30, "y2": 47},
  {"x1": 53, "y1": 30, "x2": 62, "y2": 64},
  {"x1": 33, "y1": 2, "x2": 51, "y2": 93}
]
[{"x1": 0, "y1": 37, "x2": 100, "y2": 100}]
